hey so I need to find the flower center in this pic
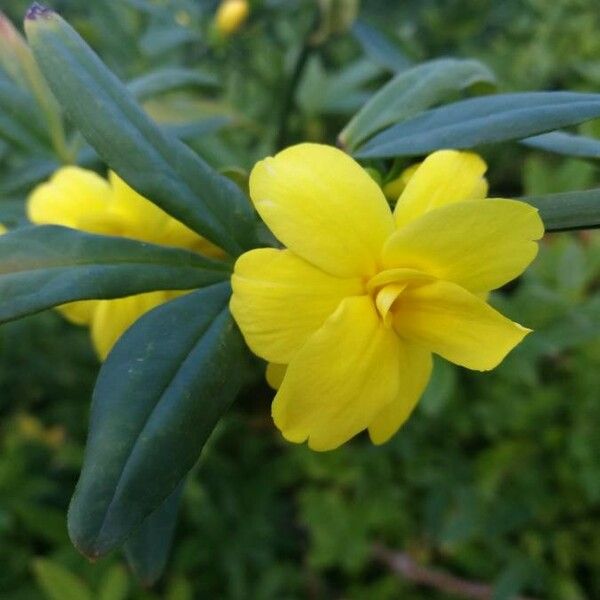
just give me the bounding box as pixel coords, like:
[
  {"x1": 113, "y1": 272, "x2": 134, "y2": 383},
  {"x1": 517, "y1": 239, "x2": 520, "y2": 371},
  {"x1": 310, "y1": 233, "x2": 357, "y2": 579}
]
[{"x1": 367, "y1": 268, "x2": 434, "y2": 327}]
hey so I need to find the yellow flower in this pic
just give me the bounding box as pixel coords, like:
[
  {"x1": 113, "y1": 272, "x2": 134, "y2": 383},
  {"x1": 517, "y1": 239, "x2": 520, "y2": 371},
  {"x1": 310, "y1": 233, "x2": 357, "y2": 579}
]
[
  {"x1": 28, "y1": 167, "x2": 221, "y2": 359},
  {"x1": 215, "y1": 0, "x2": 249, "y2": 36},
  {"x1": 230, "y1": 144, "x2": 544, "y2": 451}
]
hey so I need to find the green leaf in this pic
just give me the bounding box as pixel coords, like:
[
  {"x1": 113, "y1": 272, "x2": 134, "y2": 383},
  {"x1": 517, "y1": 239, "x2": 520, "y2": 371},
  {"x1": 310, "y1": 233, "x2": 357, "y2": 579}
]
[
  {"x1": 340, "y1": 58, "x2": 495, "y2": 151},
  {"x1": 25, "y1": 7, "x2": 257, "y2": 256},
  {"x1": 0, "y1": 157, "x2": 59, "y2": 196},
  {"x1": 124, "y1": 482, "x2": 183, "y2": 587},
  {"x1": 356, "y1": 92, "x2": 600, "y2": 158},
  {"x1": 0, "y1": 198, "x2": 27, "y2": 227},
  {"x1": 521, "y1": 189, "x2": 600, "y2": 232},
  {"x1": 140, "y1": 25, "x2": 197, "y2": 57},
  {"x1": 128, "y1": 67, "x2": 219, "y2": 101},
  {"x1": 0, "y1": 225, "x2": 230, "y2": 323},
  {"x1": 522, "y1": 131, "x2": 600, "y2": 158},
  {"x1": 32, "y1": 559, "x2": 94, "y2": 600},
  {"x1": 0, "y1": 72, "x2": 50, "y2": 152},
  {"x1": 98, "y1": 565, "x2": 129, "y2": 600},
  {"x1": 351, "y1": 20, "x2": 411, "y2": 73},
  {"x1": 68, "y1": 283, "x2": 253, "y2": 558},
  {"x1": 298, "y1": 58, "x2": 381, "y2": 117},
  {"x1": 163, "y1": 117, "x2": 231, "y2": 143}
]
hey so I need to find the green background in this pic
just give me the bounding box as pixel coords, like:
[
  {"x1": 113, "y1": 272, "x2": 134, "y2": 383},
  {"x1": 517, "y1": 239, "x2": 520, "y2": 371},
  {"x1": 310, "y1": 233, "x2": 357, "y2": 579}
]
[{"x1": 0, "y1": 1, "x2": 599, "y2": 598}]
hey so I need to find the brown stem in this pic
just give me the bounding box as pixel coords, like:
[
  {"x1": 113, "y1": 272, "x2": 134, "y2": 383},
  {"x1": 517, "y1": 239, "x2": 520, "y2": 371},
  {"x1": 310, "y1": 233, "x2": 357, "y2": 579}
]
[{"x1": 372, "y1": 544, "x2": 538, "y2": 600}]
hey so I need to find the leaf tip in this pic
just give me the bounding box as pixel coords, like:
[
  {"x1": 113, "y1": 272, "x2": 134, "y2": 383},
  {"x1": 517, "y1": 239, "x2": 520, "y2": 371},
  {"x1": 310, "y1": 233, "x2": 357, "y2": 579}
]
[{"x1": 25, "y1": 3, "x2": 54, "y2": 22}]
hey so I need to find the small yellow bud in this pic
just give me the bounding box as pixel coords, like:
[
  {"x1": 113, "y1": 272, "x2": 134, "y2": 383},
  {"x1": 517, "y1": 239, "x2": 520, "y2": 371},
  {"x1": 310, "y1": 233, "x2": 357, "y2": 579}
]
[{"x1": 215, "y1": 0, "x2": 249, "y2": 36}]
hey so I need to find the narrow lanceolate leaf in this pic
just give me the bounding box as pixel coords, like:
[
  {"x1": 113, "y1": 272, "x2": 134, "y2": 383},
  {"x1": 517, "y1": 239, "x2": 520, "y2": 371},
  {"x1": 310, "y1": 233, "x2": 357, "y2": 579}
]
[
  {"x1": 340, "y1": 58, "x2": 495, "y2": 151},
  {"x1": 124, "y1": 483, "x2": 184, "y2": 587},
  {"x1": 351, "y1": 20, "x2": 411, "y2": 73},
  {"x1": 0, "y1": 225, "x2": 230, "y2": 323},
  {"x1": 0, "y1": 72, "x2": 50, "y2": 151},
  {"x1": 128, "y1": 67, "x2": 218, "y2": 101},
  {"x1": 522, "y1": 131, "x2": 600, "y2": 159},
  {"x1": 25, "y1": 5, "x2": 257, "y2": 256},
  {"x1": 162, "y1": 117, "x2": 231, "y2": 143},
  {"x1": 68, "y1": 283, "x2": 253, "y2": 558},
  {"x1": 521, "y1": 189, "x2": 600, "y2": 232},
  {"x1": 356, "y1": 92, "x2": 600, "y2": 158},
  {"x1": 0, "y1": 11, "x2": 69, "y2": 161}
]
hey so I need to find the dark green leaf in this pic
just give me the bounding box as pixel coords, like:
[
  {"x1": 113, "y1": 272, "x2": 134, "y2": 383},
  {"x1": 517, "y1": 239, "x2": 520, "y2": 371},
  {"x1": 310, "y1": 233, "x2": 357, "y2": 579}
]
[
  {"x1": 356, "y1": 92, "x2": 600, "y2": 158},
  {"x1": 522, "y1": 131, "x2": 600, "y2": 158},
  {"x1": 163, "y1": 117, "x2": 231, "y2": 143},
  {"x1": 0, "y1": 157, "x2": 59, "y2": 196},
  {"x1": 25, "y1": 8, "x2": 257, "y2": 256},
  {"x1": 0, "y1": 73, "x2": 50, "y2": 152},
  {"x1": 340, "y1": 58, "x2": 495, "y2": 150},
  {"x1": 124, "y1": 482, "x2": 183, "y2": 586},
  {"x1": 351, "y1": 20, "x2": 411, "y2": 73},
  {"x1": 139, "y1": 26, "x2": 197, "y2": 57},
  {"x1": 522, "y1": 189, "x2": 600, "y2": 231},
  {"x1": 68, "y1": 283, "x2": 252, "y2": 558},
  {"x1": 128, "y1": 67, "x2": 218, "y2": 101},
  {"x1": 0, "y1": 225, "x2": 230, "y2": 323},
  {"x1": 0, "y1": 198, "x2": 27, "y2": 227}
]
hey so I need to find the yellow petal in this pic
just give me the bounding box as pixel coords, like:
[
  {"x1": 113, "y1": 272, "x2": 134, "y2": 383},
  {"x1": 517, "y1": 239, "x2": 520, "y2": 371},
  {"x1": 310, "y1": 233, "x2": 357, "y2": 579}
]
[
  {"x1": 90, "y1": 292, "x2": 169, "y2": 360},
  {"x1": 0, "y1": 224, "x2": 6, "y2": 235},
  {"x1": 272, "y1": 295, "x2": 401, "y2": 451},
  {"x1": 27, "y1": 167, "x2": 113, "y2": 232},
  {"x1": 107, "y1": 172, "x2": 169, "y2": 241},
  {"x1": 230, "y1": 248, "x2": 363, "y2": 364},
  {"x1": 266, "y1": 363, "x2": 286, "y2": 389},
  {"x1": 162, "y1": 218, "x2": 223, "y2": 256},
  {"x1": 249, "y1": 143, "x2": 394, "y2": 278},
  {"x1": 394, "y1": 150, "x2": 488, "y2": 227},
  {"x1": 57, "y1": 300, "x2": 99, "y2": 326},
  {"x1": 393, "y1": 279, "x2": 530, "y2": 371},
  {"x1": 375, "y1": 283, "x2": 406, "y2": 327},
  {"x1": 383, "y1": 199, "x2": 544, "y2": 293},
  {"x1": 368, "y1": 344, "x2": 432, "y2": 444}
]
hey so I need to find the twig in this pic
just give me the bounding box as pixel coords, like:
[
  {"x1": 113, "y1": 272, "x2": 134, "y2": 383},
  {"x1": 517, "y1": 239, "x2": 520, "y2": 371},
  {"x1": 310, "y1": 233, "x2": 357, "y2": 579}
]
[{"x1": 372, "y1": 544, "x2": 539, "y2": 600}]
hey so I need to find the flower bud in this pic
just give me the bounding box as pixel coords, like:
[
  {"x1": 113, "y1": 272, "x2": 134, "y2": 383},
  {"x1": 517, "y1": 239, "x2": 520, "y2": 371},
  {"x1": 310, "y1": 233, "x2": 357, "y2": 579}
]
[{"x1": 215, "y1": 0, "x2": 249, "y2": 36}]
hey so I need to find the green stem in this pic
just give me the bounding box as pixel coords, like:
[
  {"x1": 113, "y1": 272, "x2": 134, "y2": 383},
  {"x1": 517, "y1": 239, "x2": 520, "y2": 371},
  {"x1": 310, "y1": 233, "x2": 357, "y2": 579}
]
[{"x1": 276, "y1": 42, "x2": 313, "y2": 150}]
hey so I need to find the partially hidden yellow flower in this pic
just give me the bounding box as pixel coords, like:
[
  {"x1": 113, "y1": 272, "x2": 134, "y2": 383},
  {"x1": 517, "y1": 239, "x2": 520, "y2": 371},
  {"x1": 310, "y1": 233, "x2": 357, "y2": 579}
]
[
  {"x1": 230, "y1": 144, "x2": 544, "y2": 451},
  {"x1": 28, "y1": 167, "x2": 221, "y2": 360},
  {"x1": 215, "y1": 0, "x2": 249, "y2": 36}
]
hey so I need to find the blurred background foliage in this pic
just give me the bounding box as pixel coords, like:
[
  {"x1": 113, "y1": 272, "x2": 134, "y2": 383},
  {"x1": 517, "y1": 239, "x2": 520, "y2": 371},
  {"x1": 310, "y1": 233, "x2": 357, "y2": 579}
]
[{"x1": 0, "y1": 0, "x2": 599, "y2": 598}]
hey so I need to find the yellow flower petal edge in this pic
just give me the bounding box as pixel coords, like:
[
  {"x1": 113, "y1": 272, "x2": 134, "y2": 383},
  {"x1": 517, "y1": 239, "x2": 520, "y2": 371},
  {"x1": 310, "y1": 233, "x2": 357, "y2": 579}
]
[
  {"x1": 27, "y1": 167, "x2": 220, "y2": 360},
  {"x1": 393, "y1": 279, "x2": 530, "y2": 371},
  {"x1": 383, "y1": 199, "x2": 544, "y2": 293},
  {"x1": 272, "y1": 296, "x2": 401, "y2": 451},
  {"x1": 230, "y1": 144, "x2": 545, "y2": 450},
  {"x1": 57, "y1": 300, "x2": 99, "y2": 326},
  {"x1": 249, "y1": 143, "x2": 394, "y2": 278},
  {"x1": 28, "y1": 167, "x2": 112, "y2": 232},
  {"x1": 265, "y1": 363, "x2": 286, "y2": 390},
  {"x1": 91, "y1": 292, "x2": 170, "y2": 360},
  {"x1": 368, "y1": 344, "x2": 432, "y2": 445},
  {"x1": 394, "y1": 150, "x2": 488, "y2": 228},
  {"x1": 230, "y1": 248, "x2": 363, "y2": 364}
]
